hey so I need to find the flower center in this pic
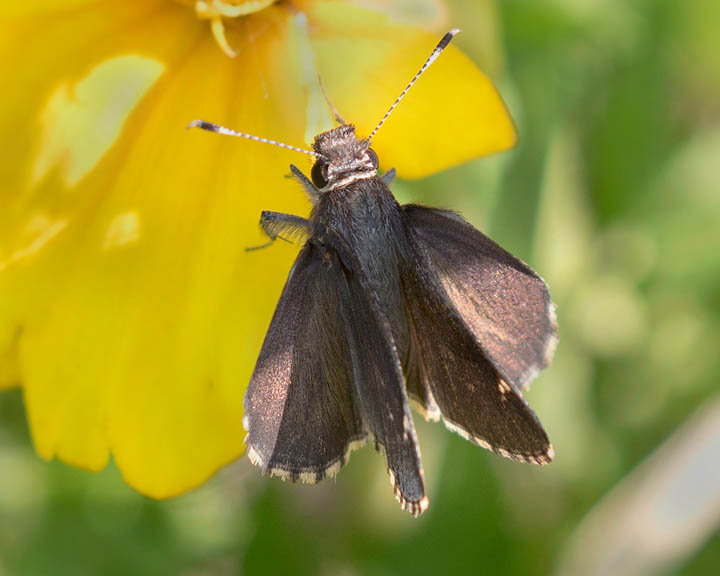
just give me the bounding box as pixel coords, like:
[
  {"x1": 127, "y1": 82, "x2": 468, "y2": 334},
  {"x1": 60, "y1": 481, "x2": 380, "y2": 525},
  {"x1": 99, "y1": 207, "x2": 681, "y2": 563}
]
[{"x1": 180, "y1": 0, "x2": 279, "y2": 58}]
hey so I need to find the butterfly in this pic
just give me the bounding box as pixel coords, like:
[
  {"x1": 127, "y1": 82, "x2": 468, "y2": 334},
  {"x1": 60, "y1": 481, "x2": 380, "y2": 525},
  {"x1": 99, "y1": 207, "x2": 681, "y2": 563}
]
[{"x1": 189, "y1": 29, "x2": 557, "y2": 516}]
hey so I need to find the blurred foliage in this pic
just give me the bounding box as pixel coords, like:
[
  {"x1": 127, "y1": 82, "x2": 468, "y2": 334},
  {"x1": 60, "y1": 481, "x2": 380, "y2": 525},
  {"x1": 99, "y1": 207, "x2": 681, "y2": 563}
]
[{"x1": 1, "y1": 0, "x2": 719, "y2": 574}]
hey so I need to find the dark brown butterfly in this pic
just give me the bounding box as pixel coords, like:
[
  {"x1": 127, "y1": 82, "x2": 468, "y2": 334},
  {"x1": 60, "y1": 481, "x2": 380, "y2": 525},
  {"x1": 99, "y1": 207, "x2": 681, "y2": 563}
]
[{"x1": 189, "y1": 30, "x2": 557, "y2": 517}]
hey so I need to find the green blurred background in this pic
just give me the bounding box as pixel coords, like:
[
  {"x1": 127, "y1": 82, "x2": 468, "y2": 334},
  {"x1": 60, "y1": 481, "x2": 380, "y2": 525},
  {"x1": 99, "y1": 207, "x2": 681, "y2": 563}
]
[{"x1": 2, "y1": 0, "x2": 719, "y2": 574}]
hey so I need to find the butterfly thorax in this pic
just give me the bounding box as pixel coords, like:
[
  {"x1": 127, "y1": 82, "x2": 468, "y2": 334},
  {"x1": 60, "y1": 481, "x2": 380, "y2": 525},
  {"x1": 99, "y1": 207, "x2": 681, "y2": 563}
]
[{"x1": 311, "y1": 176, "x2": 411, "y2": 360}]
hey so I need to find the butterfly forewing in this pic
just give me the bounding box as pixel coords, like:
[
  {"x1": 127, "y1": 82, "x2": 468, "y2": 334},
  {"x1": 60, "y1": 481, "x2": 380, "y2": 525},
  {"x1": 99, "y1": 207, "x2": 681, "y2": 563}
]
[
  {"x1": 244, "y1": 242, "x2": 366, "y2": 482},
  {"x1": 403, "y1": 205, "x2": 557, "y2": 393}
]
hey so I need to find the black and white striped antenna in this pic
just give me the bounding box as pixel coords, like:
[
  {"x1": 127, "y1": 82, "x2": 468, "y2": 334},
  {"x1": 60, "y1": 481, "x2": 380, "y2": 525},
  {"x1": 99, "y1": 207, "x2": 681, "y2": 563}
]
[
  {"x1": 367, "y1": 28, "x2": 460, "y2": 143},
  {"x1": 187, "y1": 29, "x2": 460, "y2": 155},
  {"x1": 186, "y1": 120, "x2": 320, "y2": 158}
]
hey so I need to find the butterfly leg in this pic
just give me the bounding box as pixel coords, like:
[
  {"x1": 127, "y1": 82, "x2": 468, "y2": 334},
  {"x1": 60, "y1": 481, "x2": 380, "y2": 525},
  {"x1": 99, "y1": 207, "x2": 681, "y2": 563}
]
[
  {"x1": 382, "y1": 168, "x2": 396, "y2": 185},
  {"x1": 245, "y1": 211, "x2": 310, "y2": 252},
  {"x1": 289, "y1": 164, "x2": 320, "y2": 203}
]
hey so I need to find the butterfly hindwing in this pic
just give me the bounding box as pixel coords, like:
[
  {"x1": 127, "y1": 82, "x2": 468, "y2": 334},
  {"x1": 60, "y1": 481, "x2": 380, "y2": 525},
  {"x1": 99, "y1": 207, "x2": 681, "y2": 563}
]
[
  {"x1": 400, "y1": 205, "x2": 553, "y2": 464},
  {"x1": 403, "y1": 204, "x2": 557, "y2": 392},
  {"x1": 244, "y1": 242, "x2": 366, "y2": 482}
]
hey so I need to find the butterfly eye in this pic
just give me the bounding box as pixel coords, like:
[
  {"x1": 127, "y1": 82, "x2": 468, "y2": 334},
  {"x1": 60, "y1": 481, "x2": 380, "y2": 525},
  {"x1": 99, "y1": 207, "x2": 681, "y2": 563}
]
[
  {"x1": 367, "y1": 148, "x2": 379, "y2": 169},
  {"x1": 311, "y1": 161, "x2": 329, "y2": 188}
]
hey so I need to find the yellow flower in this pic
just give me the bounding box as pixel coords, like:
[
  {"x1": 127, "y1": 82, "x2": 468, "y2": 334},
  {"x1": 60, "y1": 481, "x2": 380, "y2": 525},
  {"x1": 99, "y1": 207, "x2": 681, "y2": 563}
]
[{"x1": 0, "y1": 0, "x2": 515, "y2": 498}]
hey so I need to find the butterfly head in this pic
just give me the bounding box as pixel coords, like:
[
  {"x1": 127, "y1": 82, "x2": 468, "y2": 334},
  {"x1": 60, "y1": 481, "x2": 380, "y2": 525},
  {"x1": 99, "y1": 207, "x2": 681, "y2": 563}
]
[{"x1": 311, "y1": 125, "x2": 379, "y2": 191}]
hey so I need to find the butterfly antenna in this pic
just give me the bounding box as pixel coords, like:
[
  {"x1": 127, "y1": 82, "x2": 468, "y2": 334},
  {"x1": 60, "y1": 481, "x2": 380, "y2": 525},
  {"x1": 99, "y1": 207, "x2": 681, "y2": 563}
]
[
  {"x1": 367, "y1": 28, "x2": 461, "y2": 143},
  {"x1": 187, "y1": 120, "x2": 320, "y2": 158},
  {"x1": 318, "y1": 75, "x2": 347, "y2": 125}
]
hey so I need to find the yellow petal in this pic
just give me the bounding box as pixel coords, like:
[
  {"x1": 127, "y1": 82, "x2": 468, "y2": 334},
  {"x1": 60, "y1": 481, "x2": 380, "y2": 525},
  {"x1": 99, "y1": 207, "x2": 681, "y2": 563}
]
[
  {"x1": 0, "y1": 0, "x2": 114, "y2": 18},
  {"x1": 33, "y1": 55, "x2": 165, "y2": 188},
  {"x1": 0, "y1": 324, "x2": 20, "y2": 390},
  {"x1": 1, "y1": 4, "x2": 308, "y2": 496},
  {"x1": 307, "y1": 1, "x2": 517, "y2": 178},
  {"x1": 0, "y1": 0, "x2": 188, "y2": 386}
]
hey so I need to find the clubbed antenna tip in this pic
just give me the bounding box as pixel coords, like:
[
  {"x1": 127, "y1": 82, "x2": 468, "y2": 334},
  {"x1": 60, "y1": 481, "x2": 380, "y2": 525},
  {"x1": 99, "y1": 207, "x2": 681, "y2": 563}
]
[
  {"x1": 367, "y1": 28, "x2": 461, "y2": 143},
  {"x1": 187, "y1": 120, "x2": 319, "y2": 158}
]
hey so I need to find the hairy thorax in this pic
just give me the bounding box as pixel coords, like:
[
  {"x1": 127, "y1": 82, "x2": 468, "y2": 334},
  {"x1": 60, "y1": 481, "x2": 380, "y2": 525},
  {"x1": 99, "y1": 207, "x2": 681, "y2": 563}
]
[{"x1": 312, "y1": 177, "x2": 410, "y2": 357}]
